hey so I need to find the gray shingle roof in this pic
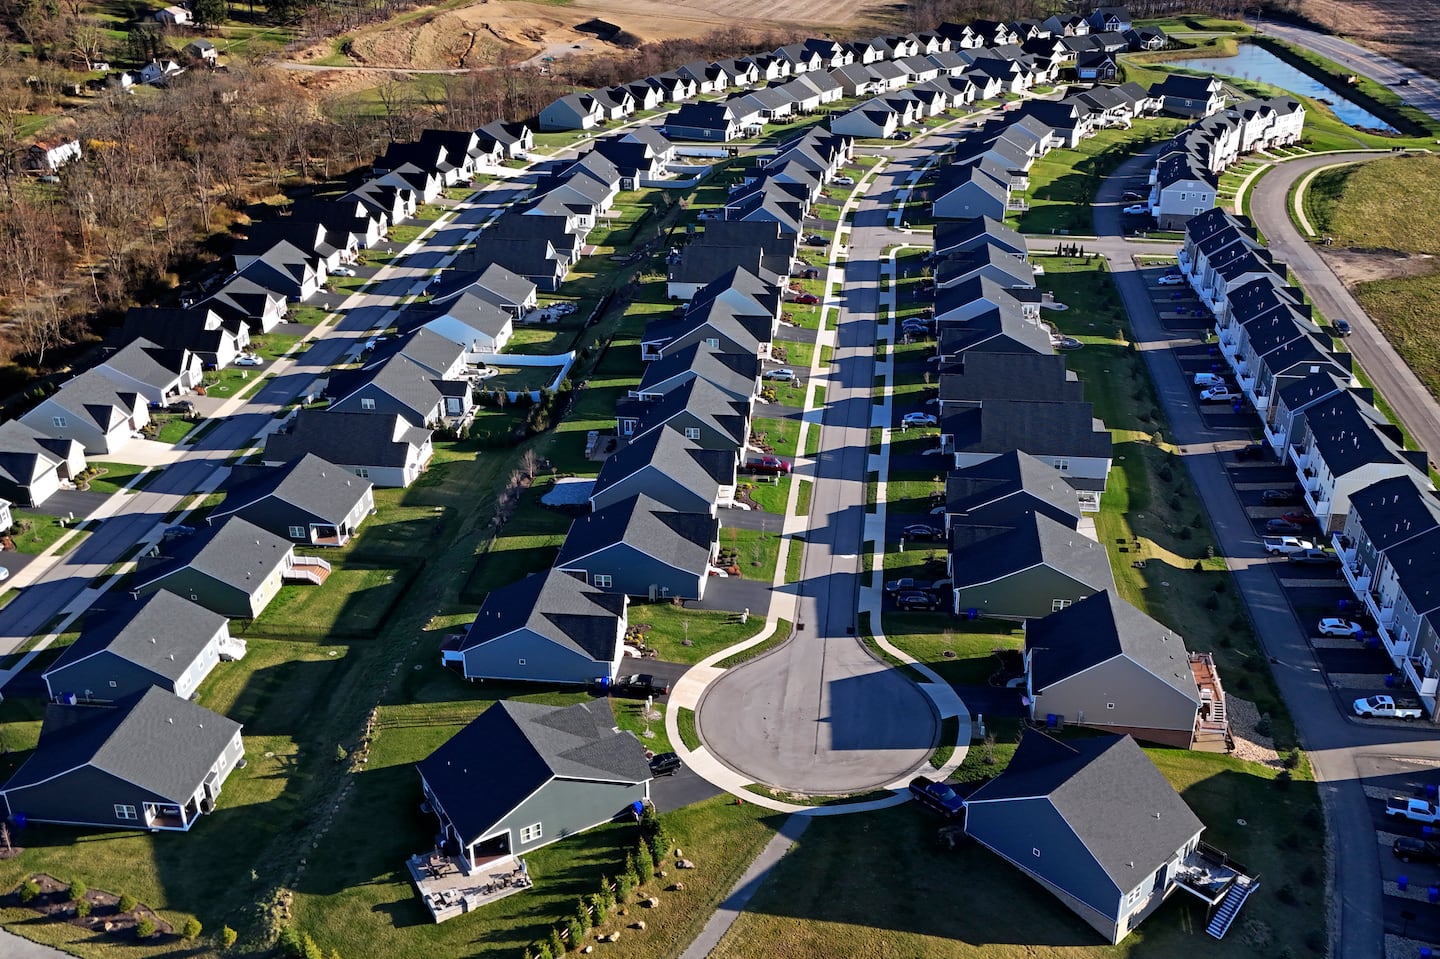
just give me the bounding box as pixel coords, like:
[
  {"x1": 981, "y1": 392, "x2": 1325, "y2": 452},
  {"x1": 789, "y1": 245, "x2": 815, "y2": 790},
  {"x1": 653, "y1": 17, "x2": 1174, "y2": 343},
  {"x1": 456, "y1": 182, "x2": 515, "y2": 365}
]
[
  {"x1": 951, "y1": 511, "x2": 1114, "y2": 591},
  {"x1": 46, "y1": 590, "x2": 227, "y2": 686},
  {"x1": 557, "y1": 492, "x2": 717, "y2": 576},
  {"x1": 264, "y1": 410, "x2": 429, "y2": 471},
  {"x1": 1300, "y1": 391, "x2": 1409, "y2": 477},
  {"x1": 416, "y1": 699, "x2": 649, "y2": 845},
  {"x1": 617, "y1": 376, "x2": 749, "y2": 449},
  {"x1": 1025, "y1": 590, "x2": 1200, "y2": 703},
  {"x1": 637, "y1": 341, "x2": 758, "y2": 401},
  {"x1": 945, "y1": 449, "x2": 1082, "y2": 526},
  {"x1": 3, "y1": 687, "x2": 240, "y2": 802},
  {"x1": 0, "y1": 421, "x2": 75, "y2": 488},
  {"x1": 45, "y1": 370, "x2": 143, "y2": 431},
  {"x1": 967, "y1": 732, "x2": 1203, "y2": 897},
  {"x1": 326, "y1": 353, "x2": 446, "y2": 424},
  {"x1": 131, "y1": 517, "x2": 293, "y2": 597},
  {"x1": 462, "y1": 568, "x2": 627, "y2": 659},
  {"x1": 213, "y1": 453, "x2": 372, "y2": 527},
  {"x1": 591, "y1": 425, "x2": 733, "y2": 506},
  {"x1": 1351, "y1": 474, "x2": 1440, "y2": 551},
  {"x1": 939, "y1": 352, "x2": 1080, "y2": 404},
  {"x1": 944, "y1": 398, "x2": 1112, "y2": 460}
]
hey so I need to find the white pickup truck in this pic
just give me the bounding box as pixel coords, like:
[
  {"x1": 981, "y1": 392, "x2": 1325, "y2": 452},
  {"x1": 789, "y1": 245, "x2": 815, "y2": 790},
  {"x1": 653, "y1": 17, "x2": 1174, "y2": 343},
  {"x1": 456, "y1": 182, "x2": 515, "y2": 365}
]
[
  {"x1": 1354, "y1": 695, "x2": 1424, "y2": 720},
  {"x1": 1387, "y1": 797, "x2": 1440, "y2": 823}
]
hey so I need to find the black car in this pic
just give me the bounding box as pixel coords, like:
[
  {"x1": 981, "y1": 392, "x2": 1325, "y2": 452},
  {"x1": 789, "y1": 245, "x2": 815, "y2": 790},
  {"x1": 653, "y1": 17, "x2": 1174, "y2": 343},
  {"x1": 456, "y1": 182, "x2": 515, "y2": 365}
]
[
  {"x1": 1266, "y1": 518, "x2": 1305, "y2": 534},
  {"x1": 903, "y1": 524, "x2": 942, "y2": 541},
  {"x1": 1334, "y1": 319, "x2": 1352, "y2": 337},
  {"x1": 895, "y1": 590, "x2": 940, "y2": 611},
  {"x1": 1122, "y1": 190, "x2": 1144, "y2": 201},
  {"x1": 1236, "y1": 443, "x2": 1267, "y2": 462},
  {"x1": 805, "y1": 234, "x2": 827, "y2": 246},
  {"x1": 649, "y1": 752, "x2": 682, "y2": 777},
  {"x1": 1261, "y1": 488, "x2": 1303, "y2": 506},
  {"x1": 611, "y1": 674, "x2": 669, "y2": 698},
  {"x1": 1394, "y1": 836, "x2": 1440, "y2": 863}
]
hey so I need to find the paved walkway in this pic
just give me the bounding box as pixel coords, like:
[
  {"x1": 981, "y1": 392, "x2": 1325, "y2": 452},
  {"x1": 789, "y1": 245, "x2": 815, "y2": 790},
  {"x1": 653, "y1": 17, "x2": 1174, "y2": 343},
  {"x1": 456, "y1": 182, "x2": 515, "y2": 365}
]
[{"x1": 0, "y1": 928, "x2": 73, "y2": 959}]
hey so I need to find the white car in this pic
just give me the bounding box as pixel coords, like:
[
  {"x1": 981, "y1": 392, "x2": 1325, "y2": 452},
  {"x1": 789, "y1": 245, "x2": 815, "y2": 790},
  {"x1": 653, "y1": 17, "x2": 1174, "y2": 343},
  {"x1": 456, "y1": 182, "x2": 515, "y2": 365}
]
[
  {"x1": 1193, "y1": 372, "x2": 1227, "y2": 387},
  {"x1": 330, "y1": 266, "x2": 357, "y2": 277},
  {"x1": 1199, "y1": 386, "x2": 1239, "y2": 402},
  {"x1": 0, "y1": 566, "x2": 9, "y2": 583},
  {"x1": 902, "y1": 412, "x2": 938, "y2": 428},
  {"x1": 1123, "y1": 204, "x2": 1151, "y2": 216},
  {"x1": 833, "y1": 175, "x2": 855, "y2": 186},
  {"x1": 763, "y1": 368, "x2": 796, "y2": 381},
  {"x1": 234, "y1": 354, "x2": 264, "y2": 367},
  {"x1": 1157, "y1": 274, "x2": 1186, "y2": 286},
  {"x1": 1318, "y1": 618, "x2": 1363, "y2": 638}
]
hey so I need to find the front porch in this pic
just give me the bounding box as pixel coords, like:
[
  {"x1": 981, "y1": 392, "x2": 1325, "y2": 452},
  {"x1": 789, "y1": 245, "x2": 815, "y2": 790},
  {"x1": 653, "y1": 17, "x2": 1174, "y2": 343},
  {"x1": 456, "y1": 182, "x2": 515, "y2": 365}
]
[{"x1": 406, "y1": 852, "x2": 533, "y2": 923}]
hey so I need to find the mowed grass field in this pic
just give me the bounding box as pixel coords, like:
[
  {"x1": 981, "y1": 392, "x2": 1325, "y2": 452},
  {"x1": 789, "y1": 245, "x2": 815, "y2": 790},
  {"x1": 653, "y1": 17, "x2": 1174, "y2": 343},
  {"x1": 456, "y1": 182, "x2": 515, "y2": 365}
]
[{"x1": 1308, "y1": 154, "x2": 1440, "y2": 401}]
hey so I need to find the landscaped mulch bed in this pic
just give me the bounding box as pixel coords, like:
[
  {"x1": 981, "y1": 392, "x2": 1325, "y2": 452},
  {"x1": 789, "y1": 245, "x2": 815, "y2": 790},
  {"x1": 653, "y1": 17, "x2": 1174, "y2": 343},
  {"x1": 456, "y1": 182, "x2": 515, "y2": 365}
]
[{"x1": 10, "y1": 874, "x2": 173, "y2": 941}]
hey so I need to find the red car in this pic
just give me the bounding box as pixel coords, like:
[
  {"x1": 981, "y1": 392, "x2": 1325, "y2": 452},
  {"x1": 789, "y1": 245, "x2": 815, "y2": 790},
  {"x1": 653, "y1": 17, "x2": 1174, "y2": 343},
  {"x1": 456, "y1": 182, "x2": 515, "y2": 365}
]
[
  {"x1": 743, "y1": 456, "x2": 791, "y2": 476},
  {"x1": 792, "y1": 293, "x2": 819, "y2": 305},
  {"x1": 1282, "y1": 511, "x2": 1319, "y2": 527}
]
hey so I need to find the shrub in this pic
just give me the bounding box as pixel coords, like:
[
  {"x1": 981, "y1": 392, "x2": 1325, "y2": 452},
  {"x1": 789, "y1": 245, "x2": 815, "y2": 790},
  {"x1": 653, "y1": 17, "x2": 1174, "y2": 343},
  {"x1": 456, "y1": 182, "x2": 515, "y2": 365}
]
[
  {"x1": 303, "y1": 934, "x2": 324, "y2": 959},
  {"x1": 75, "y1": 898, "x2": 92, "y2": 918},
  {"x1": 635, "y1": 842, "x2": 655, "y2": 883},
  {"x1": 18, "y1": 879, "x2": 40, "y2": 903},
  {"x1": 1284, "y1": 747, "x2": 1302, "y2": 769},
  {"x1": 573, "y1": 897, "x2": 591, "y2": 934},
  {"x1": 548, "y1": 926, "x2": 567, "y2": 957},
  {"x1": 1275, "y1": 769, "x2": 1293, "y2": 791},
  {"x1": 279, "y1": 926, "x2": 304, "y2": 957},
  {"x1": 1255, "y1": 713, "x2": 1273, "y2": 736},
  {"x1": 136, "y1": 917, "x2": 157, "y2": 940},
  {"x1": 182, "y1": 917, "x2": 203, "y2": 940},
  {"x1": 117, "y1": 894, "x2": 137, "y2": 913},
  {"x1": 567, "y1": 918, "x2": 586, "y2": 946},
  {"x1": 615, "y1": 871, "x2": 637, "y2": 904},
  {"x1": 222, "y1": 925, "x2": 238, "y2": 949},
  {"x1": 534, "y1": 944, "x2": 552, "y2": 959},
  {"x1": 68, "y1": 879, "x2": 87, "y2": 902}
]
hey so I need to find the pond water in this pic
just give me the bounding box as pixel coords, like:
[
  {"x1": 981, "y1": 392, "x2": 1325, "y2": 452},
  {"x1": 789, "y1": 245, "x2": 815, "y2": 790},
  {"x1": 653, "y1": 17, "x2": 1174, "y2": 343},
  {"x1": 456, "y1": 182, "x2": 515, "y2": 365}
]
[{"x1": 1173, "y1": 43, "x2": 1397, "y2": 133}]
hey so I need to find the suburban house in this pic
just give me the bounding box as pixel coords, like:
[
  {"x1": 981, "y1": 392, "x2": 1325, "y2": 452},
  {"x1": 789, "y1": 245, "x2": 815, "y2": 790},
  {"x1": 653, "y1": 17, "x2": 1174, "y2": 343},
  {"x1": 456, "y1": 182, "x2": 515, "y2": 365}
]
[
  {"x1": 539, "y1": 93, "x2": 606, "y2": 131},
  {"x1": 831, "y1": 101, "x2": 902, "y2": 139},
  {"x1": 209, "y1": 454, "x2": 376, "y2": 548},
  {"x1": 377, "y1": 328, "x2": 469, "y2": 383},
  {"x1": 555, "y1": 493, "x2": 720, "y2": 601},
  {"x1": 664, "y1": 101, "x2": 743, "y2": 142},
  {"x1": 20, "y1": 369, "x2": 149, "y2": 456},
  {"x1": 430, "y1": 263, "x2": 539, "y2": 318},
  {"x1": 130, "y1": 517, "x2": 307, "y2": 619},
  {"x1": 154, "y1": 4, "x2": 190, "y2": 23},
  {"x1": 1024, "y1": 591, "x2": 1230, "y2": 749},
  {"x1": 933, "y1": 216, "x2": 1028, "y2": 260},
  {"x1": 405, "y1": 293, "x2": 514, "y2": 359},
  {"x1": 1148, "y1": 148, "x2": 1218, "y2": 229},
  {"x1": 943, "y1": 449, "x2": 1083, "y2": 534},
  {"x1": 937, "y1": 352, "x2": 1082, "y2": 415},
  {"x1": 1150, "y1": 74, "x2": 1225, "y2": 118},
  {"x1": 414, "y1": 700, "x2": 650, "y2": 900},
  {"x1": 949, "y1": 511, "x2": 1115, "y2": 619},
  {"x1": 461, "y1": 235, "x2": 569, "y2": 291},
  {"x1": 0, "y1": 420, "x2": 86, "y2": 506},
  {"x1": 964, "y1": 733, "x2": 1243, "y2": 944},
  {"x1": 325, "y1": 353, "x2": 473, "y2": 428},
  {"x1": 640, "y1": 298, "x2": 775, "y2": 363},
  {"x1": 445, "y1": 569, "x2": 628, "y2": 685},
  {"x1": 589, "y1": 423, "x2": 736, "y2": 515},
  {"x1": 231, "y1": 242, "x2": 326, "y2": 302},
  {"x1": 632, "y1": 341, "x2": 760, "y2": 405},
  {"x1": 477, "y1": 120, "x2": 534, "y2": 159},
  {"x1": 24, "y1": 138, "x2": 82, "y2": 173},
  {"x1": 120, "y1": 307, "x2": 249, "y2": 371},
  {"x1": 614, "y1": 376, "x2": 749, "y2": 451},
  {"x1": 43, "y1": 590, "x2": 243, "y2": 704},
  {"x1": 95, "y1": 338, "x2": 203, "y2": 406},
  {"x1": 935, "y1": 243, "x2": 1037, "y2": 290},
  {"x1": 0, "y1": 687, "x2": 244, "y2": 833},
  {"x1": 932, "y1": 163, "x2": 1011, "y2": 220},
  {"x1": 934, "y1": 305, "x2": 1054, "y2": 360},
  {"x1": 941, "y1": 398, "x2": 1113, "y2": 509},
  {"x1": 263, "y1": 410, "x2": 433, "y2": 488},
  {"x1": 1074, "y1": 50, "x2": 1118, "y2": 81},
  {"x1": 202, "y1": 274, "x2": 288, "y2": 333},
  {"x1": 1088, "y1": 6, "x2": 1132, "y2": 32}
]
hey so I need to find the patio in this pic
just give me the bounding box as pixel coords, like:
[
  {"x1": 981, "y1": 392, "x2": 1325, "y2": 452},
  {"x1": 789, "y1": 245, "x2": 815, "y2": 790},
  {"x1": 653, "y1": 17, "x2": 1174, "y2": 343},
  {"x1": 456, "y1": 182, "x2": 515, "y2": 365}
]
[{"x1": 406, "y1": 852, "x2": 534, "y2": 923}]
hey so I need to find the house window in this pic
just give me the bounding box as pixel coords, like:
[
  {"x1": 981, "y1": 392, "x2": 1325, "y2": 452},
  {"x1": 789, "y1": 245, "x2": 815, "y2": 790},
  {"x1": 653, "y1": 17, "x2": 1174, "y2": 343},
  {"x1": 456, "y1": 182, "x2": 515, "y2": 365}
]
[
  {"x1": 1051, "y1": 599, "x2": 1072, "y2": 612},
  {"x1": 52, "y1": 416, "x2": 67, "y2": 428},
  {"x1": 1032, "y1": 847, "x2": 1041, "y2": 858},
  {"x1": 704, "y1": 338, "x2": 720, "y2": 348},
  {"x1": 360, "y1": 398, "x2": 376, "y2": 410},
  {"x1": 354, "y1": 467, "x2": 370, "y2": 478},
  {"x1": 288, "y1": 526, "x2": 305, "y2": 539},
  {"x1": 622, "y1": 420, "x2": 635, "y2": 435},
  {"x1": 109, "y1": 681, "x2": 117, "y2": 688},
  {"x1": 1107, "y1": 703, "x2": 1116, "y2": 710},
  {"x1": 518, "y1": 658, "x2": 526, "y2": 666},
  {"x1": 593, "y1": 574, "x2": 613, "y2": 588},
  {"x1": 685, "y1": 427, "x2": 701, "y2": 440},
  {"x1": 114, "y1": 804, "x2": 138, "y2": 821},
  {"x1": 1053, "y1": 459, "x2": 1069, "y2": 472},
  {"x1": 520, "y1": 822, "x2": 542, "y2": 843}
]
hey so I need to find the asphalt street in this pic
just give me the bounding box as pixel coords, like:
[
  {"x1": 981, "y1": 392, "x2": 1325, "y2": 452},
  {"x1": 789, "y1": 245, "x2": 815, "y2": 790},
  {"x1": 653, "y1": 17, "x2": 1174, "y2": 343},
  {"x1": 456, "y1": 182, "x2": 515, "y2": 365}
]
[
  {"x1": 697, "y1": 152, "x2": 938, "y2": 794},
  {"x1": 1079, "y1": 147, "x2": 1440, "y2": 959}
]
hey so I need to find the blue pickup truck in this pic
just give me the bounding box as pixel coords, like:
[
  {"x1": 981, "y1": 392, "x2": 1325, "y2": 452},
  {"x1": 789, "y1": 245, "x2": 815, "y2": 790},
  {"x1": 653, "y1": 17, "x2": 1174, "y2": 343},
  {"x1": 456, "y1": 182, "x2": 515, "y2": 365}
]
[{"x1": 909, "y1": 776, "x2": 964, "y2": 819}]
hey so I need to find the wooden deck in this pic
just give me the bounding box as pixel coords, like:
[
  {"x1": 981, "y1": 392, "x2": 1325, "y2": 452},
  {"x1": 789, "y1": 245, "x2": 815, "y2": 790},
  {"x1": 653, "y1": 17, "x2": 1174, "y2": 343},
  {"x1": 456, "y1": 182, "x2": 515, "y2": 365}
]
[{"x1": 406, "y1": 853, "x2": 533, "y2": 923}]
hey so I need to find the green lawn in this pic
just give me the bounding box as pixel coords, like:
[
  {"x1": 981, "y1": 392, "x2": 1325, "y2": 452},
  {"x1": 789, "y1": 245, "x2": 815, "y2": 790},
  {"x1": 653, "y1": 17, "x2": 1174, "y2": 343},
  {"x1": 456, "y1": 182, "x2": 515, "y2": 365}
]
[
  {"x1": 4, "y1": 511, "x2": 82, "y2": 555},
  {"x1": 248, "y1": 566, "x2": 411, "y2": 640},
  {"x1": 149, "y1": 414, "x2": 197, "y2": 444},
  {"x1": 626, "y1": 603, "x2": 768, "y2": 665},
  {"x1": 81, "y1": 461, "x2": 154, "y2": 495},
  {"x1": 709, "y1": 750, "x2": 1322, "y2": 959},
  {"x1": 882, "y1": 613, "x2": 1024, "y2": 688},
  {"x1": 717, "y1": 527, "x2": 781, "y2": 586}
]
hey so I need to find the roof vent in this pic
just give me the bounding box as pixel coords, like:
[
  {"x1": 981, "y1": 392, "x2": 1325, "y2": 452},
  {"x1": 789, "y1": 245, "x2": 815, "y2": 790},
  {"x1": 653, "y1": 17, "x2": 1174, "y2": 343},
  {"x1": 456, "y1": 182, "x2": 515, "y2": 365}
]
[{"x1": 167, "y1": 717, "x2": 174, "y2": 724}]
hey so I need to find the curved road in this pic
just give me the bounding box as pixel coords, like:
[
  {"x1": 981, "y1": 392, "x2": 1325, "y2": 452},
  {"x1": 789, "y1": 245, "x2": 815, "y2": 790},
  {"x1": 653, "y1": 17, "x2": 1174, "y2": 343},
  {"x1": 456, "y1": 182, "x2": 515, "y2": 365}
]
[
  {"x1": 1246, "y1": 152, "x2": 1440, "y2": 468},
  {"x1": 698, "y1": 154, "x2": 938, "y2": 795}
]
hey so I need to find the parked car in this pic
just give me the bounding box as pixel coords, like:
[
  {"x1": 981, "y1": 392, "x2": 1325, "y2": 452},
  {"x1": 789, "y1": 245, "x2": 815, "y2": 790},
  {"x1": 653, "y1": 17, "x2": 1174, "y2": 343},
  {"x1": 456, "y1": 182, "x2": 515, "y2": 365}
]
[
  {"x1": 892, "y1": 130, "x2": 912, "y2": 140},
  {"x1": 791, "y1": 292, "x2": 820, "y2": 305},
  {"x1": 1193, "y1": 372, "x2": 1227, "y2": 387},
  {"x1": 611, "y1": 674, "x2": 669, "y2": 698},
  {"x1": 1261, "y1": 488, "x2": 1303, "y2": 505},
  {"x1": 833, "y1": 175, "x2": 855, "y2": 186},
  {"x1": 1263, "y1": 535, "x2": 1315, "y2": 555},
  {"x1": 805, "y1": 234, "x2": 827, "y2": 246},
  {"x1": 234, "y1": 354, "x2": 264, "y2": 367},
  {"x1": 894, "y1": 590, "x2": 940, "y2": 611},
  {"x1": 1354, "y1": 695, "x2": 1423, "y2": 720},
  {"x1": 1265, "y1": 518, "x2": 1305, "y2": 534},
  {"x1": 902, "y1": 524, "x2": 942, "y2": 541},
  {"x1": 1317, "y1": 618, "x2": 1363, "y2": 638},
  {"x1": 742, "y1": 456, "x2": 791, "y2": 476},
  {"x1": 0, "y1": 566, "x2": 8, "y2": 584},
  {"x1": 1393, "y1": 837, "x2": 1440, "y2": 863},
  {"x1": 1387, "y1": 797, "x2": 1440, "y2": 824},
  {"x1": 1199, "y1": 386, "x2": 1239, "y2": 402},
  {"x1": 1287, "y1": 548, "x2": 1338, "y2": 565},
  {"x1": 1281, "y1": 511, "x2": 1318, "y2": 527},
  {"x1": 1334, "y1": 318, "x2": 1352, "y2": 337},
  {"x1": 162, "y1": 525, "x2": 195, "y2": 542},
  {"x1": 165, "y1": 399, "x2": 196, "y2": 415},
  {"x1": 330, "y1": 266, "x2": 357, "y2": 277},
  {"x1": 1123, "y1": 204, "x2": 1150, "y2": 216},
  {"x1": 763, "y1": 368, "x2": 796, "y2": 381},
  {"x1": 909, "y1": 776, "x2": 964, "y2": 818},
  {"x1": 1236, "y1": 442, "x2": 1267, "y2": 461},
  {"x1": 901, "y1": 412, "x2": 938, "y2": 428},
  {"x1": 649, "y1": 752, "x2": 683, "y2": 777},
  {"x1": 1122, "y1": 190, "x2": 1144, "y2": 201},
  {"x1": 1158, "y1": 274, "x2": 1186, "y2": 286},
  {"x1": 884, "y1": 577, "x2": 927, "y2": 594}
]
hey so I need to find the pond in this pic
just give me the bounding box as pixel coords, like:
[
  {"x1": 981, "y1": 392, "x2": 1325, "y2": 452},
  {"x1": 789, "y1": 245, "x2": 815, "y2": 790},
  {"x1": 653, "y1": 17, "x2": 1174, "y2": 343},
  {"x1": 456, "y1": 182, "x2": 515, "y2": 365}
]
[{"x1": 1170, "y1": 42, "x2": 1397, "y2": 133}]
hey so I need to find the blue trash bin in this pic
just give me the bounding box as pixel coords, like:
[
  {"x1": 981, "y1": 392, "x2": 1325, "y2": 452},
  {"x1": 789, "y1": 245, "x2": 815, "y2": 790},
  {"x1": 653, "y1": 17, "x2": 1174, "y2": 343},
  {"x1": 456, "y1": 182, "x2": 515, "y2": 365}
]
[
  {"x1": 1399, "y1": 875, "x2": 1410, "y2": 891},
  {"x1": 1386, "y1": 674, "x2": 1397, "y2": 688}
]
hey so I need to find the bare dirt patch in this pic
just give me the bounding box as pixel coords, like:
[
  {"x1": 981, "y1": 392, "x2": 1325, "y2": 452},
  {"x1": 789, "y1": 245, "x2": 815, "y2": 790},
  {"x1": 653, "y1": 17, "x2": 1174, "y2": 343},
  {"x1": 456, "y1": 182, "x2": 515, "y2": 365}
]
[
  {"x1": 1318, "y1": 247, "x2": 1438, "y2": 286},
  {"x1": 1299, "y1": 0, "x2": 1440, "y2": 77}
]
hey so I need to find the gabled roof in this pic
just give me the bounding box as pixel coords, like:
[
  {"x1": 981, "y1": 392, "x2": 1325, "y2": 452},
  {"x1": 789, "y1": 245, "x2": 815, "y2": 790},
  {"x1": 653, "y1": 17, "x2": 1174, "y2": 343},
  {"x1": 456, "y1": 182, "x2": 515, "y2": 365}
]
[
  {"x1": 1026, "y1": 590, "x2": 1201, "y2": 705},
  {"x1": 936, "y1": 243, "x2": 1036, "y2": 287},
  {"x1": 100, "y1": 338, "x2": 191, "y2": 390},
  {"x1": 616, "y1": 376, "x2": 749, "y2": 448},
  {"x1": 944, "y1": 399, "x2": 1112, "y2": 460},
  {"x1": 412, "y1": 292, "x2": 514, "y2": 342},
  {"x1": 430, "y1": 263, "x2": 538, "y2": 313},
  {"x1": 325, "y1": 353, "x2": 448, "y2": 423},
  {"x1": 556, "y1": 492, "x2": 717, "y2": 577},
  {"x1": 1351, "y1": 473, "x2": 1440, "y2": 552},
  {"x1": 933, "y1": 216, "x2": 1027, "y2": 258},
  {"x1": 0, "y1": 421, "x2": 78, "y2": 488},
  {"x1": 1300, "y1": 390, "x2": 1413, "y2": 477},
  {"x1": 636, "y1": 341, "x2": 759, "y2": 401},
  {"x1": 42, "y1": 370, "x2": 144, "y2": 431},
  {"x1": 967, "y1": 732, "x2": 1203, "y2": 901},
  {"x1": 936, "y1": 305, "x2": 1053, "y2": 357},
  {"x1": 950, "y1": 511, "x2": 1114, "y2": 592},
  {"x1": 2, "y1": 687, "x2": 240, "y2": 802},
  {"x1": 591, "y1": 424, "x2": 733, "y2": 505},
  {"x1": 1276, "y1": 370, "x2": 1349, "y2": 414},
  {"x1": 945, "y1": 449, "x2": 1083, "y2": 527},
  {"x1": 264, "y1": 410, "x2": 430, "y2": 470},
  {"x1": 462, "y1": 568, "x2": 627, "y2": 659},
  {"x1": 130, "y1": 517, "x2": 293, "y2": 597},
  {"x1": 417, "y1": 699, "x2": 650, "y2": 845},
  {"x1": 45, "y1": 590, "x2": 227, "y2": 687},
  {"x1": 213, "y1": 453, "x2": 372, "y2": 527},
  {"x1": 939, "y1": 352, "x2": 1081, "y2": 404},
  {"x1": 373, "y1": 327, "x2": 465, "y2": 378}
]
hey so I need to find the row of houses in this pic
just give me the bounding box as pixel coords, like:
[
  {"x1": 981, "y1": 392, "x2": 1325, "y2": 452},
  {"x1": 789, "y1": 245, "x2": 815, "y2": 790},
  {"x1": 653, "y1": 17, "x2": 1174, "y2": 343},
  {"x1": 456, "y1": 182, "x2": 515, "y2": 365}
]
[
  {"x1": 1181, "y1": 208, "x2": 1440, "y2": 714},
  {"x1": 1146, "y1": 85, "x2": 1306, "y2": 228},
  {"x1": 911, "y1": 212, "x2": 1250, "y2": 943}
]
